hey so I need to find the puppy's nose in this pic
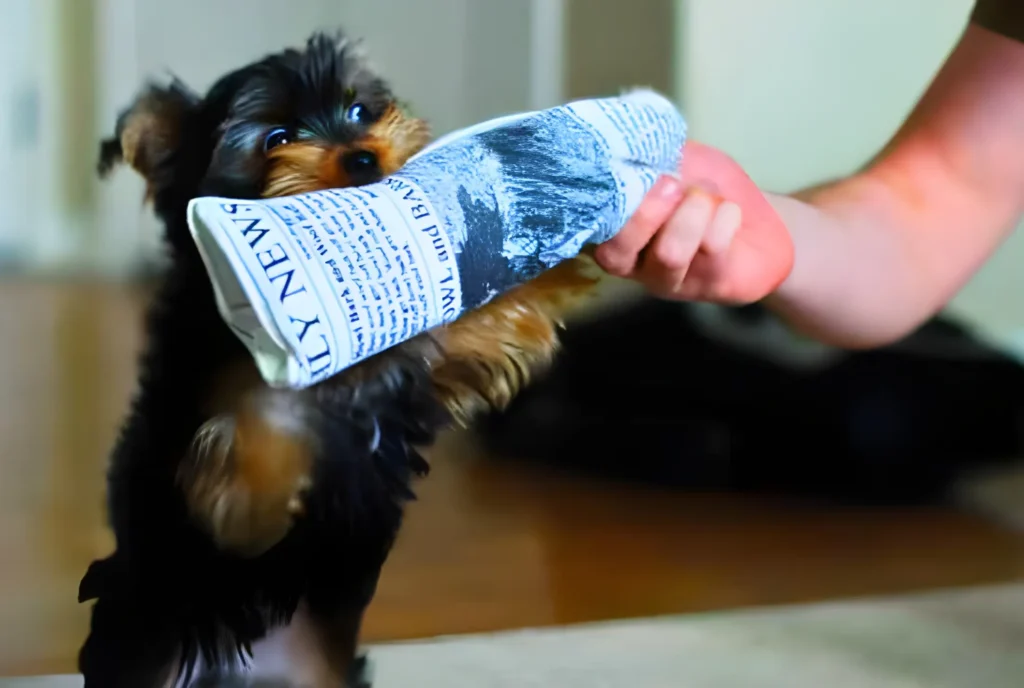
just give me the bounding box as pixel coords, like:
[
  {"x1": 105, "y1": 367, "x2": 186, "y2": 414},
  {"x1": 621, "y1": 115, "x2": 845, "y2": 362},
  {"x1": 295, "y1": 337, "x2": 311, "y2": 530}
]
[{"x1": 341, "y1": 149, "x2": 381, "y2": 184}]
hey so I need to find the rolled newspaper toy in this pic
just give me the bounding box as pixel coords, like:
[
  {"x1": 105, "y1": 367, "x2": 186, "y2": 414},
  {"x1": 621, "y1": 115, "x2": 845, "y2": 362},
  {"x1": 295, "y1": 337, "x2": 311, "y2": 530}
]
[{"x1": 187, "y1": 88, "x2": 688, "y2": 389}]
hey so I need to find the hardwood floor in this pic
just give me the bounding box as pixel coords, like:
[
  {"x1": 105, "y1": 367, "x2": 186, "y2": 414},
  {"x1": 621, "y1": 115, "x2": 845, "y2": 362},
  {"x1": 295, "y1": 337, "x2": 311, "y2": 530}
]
[{"x1": 2, "y1": 277, "x2": 1023, "y2": 677}]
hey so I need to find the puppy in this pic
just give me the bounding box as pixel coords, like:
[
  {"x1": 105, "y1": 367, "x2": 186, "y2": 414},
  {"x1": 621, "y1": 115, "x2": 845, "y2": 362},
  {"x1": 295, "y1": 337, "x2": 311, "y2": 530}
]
[{"x1": 78, "y1": 30, "x2": 597, "y2": 687}]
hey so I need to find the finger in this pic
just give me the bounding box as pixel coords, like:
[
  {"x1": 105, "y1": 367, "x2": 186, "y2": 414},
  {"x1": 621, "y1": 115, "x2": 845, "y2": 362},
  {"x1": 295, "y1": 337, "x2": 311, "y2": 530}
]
[
  {"x1": 677, "y1": 250, "x2": 737, "y2": 303},
  {"x1": 701, "y1": 200, "x2": 742, "y2": 255},
  {"x1": 638, "y1": 188, "x2": 716, "y2": 295},
  {"x1": 679, "y1": 141, "x2": 778, "y2": 241},
  {"x1": 594, "y1": 174, "x2": 684, "y2": 276}
]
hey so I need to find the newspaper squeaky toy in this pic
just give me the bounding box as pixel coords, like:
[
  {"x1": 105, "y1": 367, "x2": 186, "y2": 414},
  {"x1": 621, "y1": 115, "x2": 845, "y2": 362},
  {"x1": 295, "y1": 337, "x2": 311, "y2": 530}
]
[{"x1": 187, "y1": 88, "x2": 688, "y2": 389}]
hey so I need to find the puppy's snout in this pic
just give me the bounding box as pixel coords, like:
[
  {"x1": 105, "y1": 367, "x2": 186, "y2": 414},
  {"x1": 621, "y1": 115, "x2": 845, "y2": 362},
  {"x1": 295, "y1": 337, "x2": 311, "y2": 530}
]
[{"x1": 341, "y1": 149, "x2": 381, "y2": 184}]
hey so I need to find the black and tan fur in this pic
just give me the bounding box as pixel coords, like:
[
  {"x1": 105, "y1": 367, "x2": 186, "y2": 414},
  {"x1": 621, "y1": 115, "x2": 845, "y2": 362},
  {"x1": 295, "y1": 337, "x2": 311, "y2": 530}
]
[{"x1": 78, "y1": 30, "x2": 597, "y2": 688}]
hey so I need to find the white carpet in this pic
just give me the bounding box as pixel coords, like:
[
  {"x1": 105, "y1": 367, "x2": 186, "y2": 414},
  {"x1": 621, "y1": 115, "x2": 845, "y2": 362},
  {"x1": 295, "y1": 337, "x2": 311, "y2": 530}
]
[{"x1": 7, "y1": 583, "x2": 1024, "y2": 688}]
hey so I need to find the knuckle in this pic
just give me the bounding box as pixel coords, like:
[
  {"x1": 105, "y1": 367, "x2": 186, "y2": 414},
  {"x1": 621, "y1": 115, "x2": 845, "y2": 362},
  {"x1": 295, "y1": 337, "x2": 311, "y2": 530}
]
[
  {"x1": 593, "y1": 247, "x2": 632, "y2": 277},
  {"x1": 604, "y1": 229, "x2": 638, "y2": 253}
]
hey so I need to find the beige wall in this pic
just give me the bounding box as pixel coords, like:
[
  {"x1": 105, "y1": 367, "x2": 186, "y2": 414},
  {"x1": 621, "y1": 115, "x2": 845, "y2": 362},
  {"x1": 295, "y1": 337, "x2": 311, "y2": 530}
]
[
  {"x1": 565, "y1": 0, "x2": 675, "y2": 100},
  {"x1": 18, "y1": 0, "x2": 1021, "y2": 345},
  {"x1": 0, "y1": 0, "x2": 100, "y2": 272},
  {"x1": 559, "y1": 0, "x2": 680, "y2": 321},
  {"x1": 676, "y1": 0, "x2": 971, "y2": 191},
  {"x1": 675, "y1": 0, "x2": 1024, "y2": 344},
  {"x1": 0, "y1": 0, "x2": 42, "y2": 264}
]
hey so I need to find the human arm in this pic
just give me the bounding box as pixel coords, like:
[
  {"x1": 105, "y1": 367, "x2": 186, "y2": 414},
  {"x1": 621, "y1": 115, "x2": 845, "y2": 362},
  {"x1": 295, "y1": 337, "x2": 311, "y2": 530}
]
[
  {"x1": 595, "y1": 18, "x2": 1024, "y2": 348},
  {"x1": 765, "y1": 21, "x2": 1024, "y2": 347}
]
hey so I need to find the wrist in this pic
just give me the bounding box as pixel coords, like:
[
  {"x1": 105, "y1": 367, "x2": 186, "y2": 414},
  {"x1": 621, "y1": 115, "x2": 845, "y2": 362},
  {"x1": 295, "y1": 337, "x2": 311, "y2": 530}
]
[
  {"x1": 758, "y1": 189, "x2": 873, "y2": 346},
  {"x1": 759, "y1": 192, "x2": 818, "y2": 312}
]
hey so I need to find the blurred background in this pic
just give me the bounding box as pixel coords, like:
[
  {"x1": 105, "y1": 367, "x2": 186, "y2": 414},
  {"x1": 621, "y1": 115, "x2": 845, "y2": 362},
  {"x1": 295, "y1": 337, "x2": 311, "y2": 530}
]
[
  {"x1": 3, "y1": 0, "x2": 1024, "y2": 681},
  {"x1": 2, "y1": 0, "x2": 1021, "y2": 339}
]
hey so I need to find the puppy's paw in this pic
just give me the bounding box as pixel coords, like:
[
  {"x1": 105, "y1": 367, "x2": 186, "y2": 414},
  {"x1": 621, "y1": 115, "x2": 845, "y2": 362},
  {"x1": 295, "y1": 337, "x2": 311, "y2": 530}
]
[{"x1": 180, "y1": 389, "x2": 318, "y2": 557}]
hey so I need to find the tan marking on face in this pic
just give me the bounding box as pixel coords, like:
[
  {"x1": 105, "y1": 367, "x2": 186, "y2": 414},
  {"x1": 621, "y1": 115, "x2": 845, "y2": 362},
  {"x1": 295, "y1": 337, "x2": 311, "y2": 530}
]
[{"x1": 263, "y1": 103, "x2": 431, "y2": 197}]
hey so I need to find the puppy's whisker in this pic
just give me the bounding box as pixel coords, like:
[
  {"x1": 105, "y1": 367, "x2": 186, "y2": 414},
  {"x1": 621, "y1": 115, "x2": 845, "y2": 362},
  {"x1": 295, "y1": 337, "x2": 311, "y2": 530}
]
[{"x1": 368, "y1": 418, "x2": 381, "y2": 454}]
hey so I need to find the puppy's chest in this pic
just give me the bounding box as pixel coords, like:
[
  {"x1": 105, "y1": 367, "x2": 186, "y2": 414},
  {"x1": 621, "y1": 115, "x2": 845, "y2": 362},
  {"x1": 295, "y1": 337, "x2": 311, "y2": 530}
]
[{"x1": 182, "y1": 613, "x2": 347, "y2": 688}]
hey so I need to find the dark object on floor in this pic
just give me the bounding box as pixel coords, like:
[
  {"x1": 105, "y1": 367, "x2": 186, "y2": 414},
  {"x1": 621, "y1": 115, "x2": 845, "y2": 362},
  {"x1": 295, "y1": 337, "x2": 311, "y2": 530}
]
[{"x1": 479, "y1": 298, "x2": 1024, "y2": 505}]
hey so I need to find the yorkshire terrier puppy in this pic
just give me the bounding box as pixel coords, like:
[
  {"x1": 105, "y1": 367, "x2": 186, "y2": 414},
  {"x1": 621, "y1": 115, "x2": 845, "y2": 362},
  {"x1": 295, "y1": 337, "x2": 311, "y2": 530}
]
[{"x1": 78, "y1": 30, "x2": 596, "y2": 687}]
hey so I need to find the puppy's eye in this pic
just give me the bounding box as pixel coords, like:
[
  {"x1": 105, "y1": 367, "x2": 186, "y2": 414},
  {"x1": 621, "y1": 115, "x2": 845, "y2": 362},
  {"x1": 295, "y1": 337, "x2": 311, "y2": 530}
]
[
  {"x1": 263, "y1": 128, "x2": 292, "y2": 153},
  {"x1": 345, "y1": 103, "x2": 370, "y2": 124}
]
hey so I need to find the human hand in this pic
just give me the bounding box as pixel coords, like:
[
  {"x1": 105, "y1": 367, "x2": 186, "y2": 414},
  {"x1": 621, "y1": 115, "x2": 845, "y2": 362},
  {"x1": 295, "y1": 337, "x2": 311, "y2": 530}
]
[{"x1": 593, "y1": 141, "x2": 794, "y2": 304}]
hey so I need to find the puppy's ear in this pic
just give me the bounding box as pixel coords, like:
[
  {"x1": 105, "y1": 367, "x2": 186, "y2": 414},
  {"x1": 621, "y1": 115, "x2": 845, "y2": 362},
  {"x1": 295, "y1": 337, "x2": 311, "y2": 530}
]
[
  {"x1": 98, "y1": 77, "x2": 200, "y2": 188},
  {"x1": 78, "y1": 556, "x2": 115, "y2": 603}
]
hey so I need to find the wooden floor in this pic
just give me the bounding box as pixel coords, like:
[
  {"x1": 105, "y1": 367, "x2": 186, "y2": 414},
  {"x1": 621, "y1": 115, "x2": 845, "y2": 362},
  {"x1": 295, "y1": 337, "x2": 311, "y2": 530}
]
[{"x1": 2, "y1": 278, "x2": 1024, "y2": 677}]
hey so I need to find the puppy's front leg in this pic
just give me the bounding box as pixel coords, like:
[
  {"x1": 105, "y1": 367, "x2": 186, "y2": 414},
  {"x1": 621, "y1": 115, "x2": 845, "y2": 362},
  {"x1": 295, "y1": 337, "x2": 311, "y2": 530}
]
[
  {"x1": 179, "y1": 376, "x2": 318, "y2": 557},
  {"x1": 178, "y1": 334, "x2": 442, "y2": 558},
  {"x1": 431, "y1": 256, "x2": 600, "y2": 424}
]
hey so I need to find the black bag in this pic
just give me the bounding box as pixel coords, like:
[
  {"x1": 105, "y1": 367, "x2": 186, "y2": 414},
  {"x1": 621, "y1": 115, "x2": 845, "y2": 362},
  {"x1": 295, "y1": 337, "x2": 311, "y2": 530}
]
[{"x1": 478, "y1": 298, "x2": 1024, "y2": 505}]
